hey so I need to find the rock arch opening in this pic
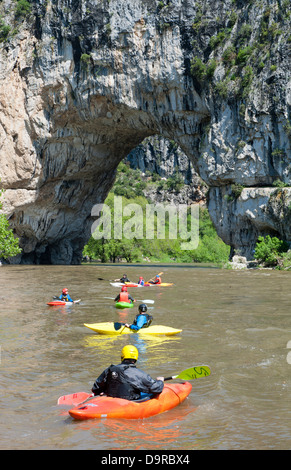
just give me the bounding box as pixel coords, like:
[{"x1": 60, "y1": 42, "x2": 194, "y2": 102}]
[
  {"x1": 7, "y1": 109, "x2": 208, "y2": 265},
  {"x1": 81, "y1": 135, "x2": 232, "y2": 265}
]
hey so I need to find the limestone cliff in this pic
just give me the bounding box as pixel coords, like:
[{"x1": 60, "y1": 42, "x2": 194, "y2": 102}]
[
  {"x1": 126, "y1": 135, "x2": 207, "y2": 205},
  {"x1": 127, "y1": 136, "x2": 196, "y2": 185},
  {"x1": 0, "y1": 0, "x2": 290, "y2": 263}
]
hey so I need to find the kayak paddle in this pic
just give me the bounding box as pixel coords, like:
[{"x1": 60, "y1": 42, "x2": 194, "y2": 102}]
[
  {"x1": 164, "y1": 365, "x2": 211, "y2": 381},
  {"x1": 57, "y1": 365, "x2": 211, "y2": 406},
  {"x1": 105, "y1": 297, "x2": 154, "y2": 304},
  {"x1": 52, "y1": 296, "x2": 81, "y2": 304},
  {"x1": 146, "y1": 271, "x2": 163, "y2": 283}
]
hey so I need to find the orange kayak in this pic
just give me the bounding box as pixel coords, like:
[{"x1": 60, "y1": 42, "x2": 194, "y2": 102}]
[{"x1": 68, "y1": 382, "x2": 192, "y2": 420}]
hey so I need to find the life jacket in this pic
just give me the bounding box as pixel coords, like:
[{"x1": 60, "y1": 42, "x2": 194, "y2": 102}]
[
  {"x1": 154, "y1": 277, "x2": 161, "y2": 284},
  {"x1": 61, "y1": 295, "x2": 69, "y2": 302},
  {"x1": 106, "y1": 364, "x2": 140, "y2": 400},
  {"x1": 119, "y1": 291, "x2": 130, "y2": 303},
  {"x1": 133, "y1": 313, "x2": 153, "y2": 328}
]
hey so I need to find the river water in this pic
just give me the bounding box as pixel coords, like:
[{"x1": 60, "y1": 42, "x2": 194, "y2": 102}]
[{"x1": 0, "y1": 263, "x2": 291, "y2": 450}]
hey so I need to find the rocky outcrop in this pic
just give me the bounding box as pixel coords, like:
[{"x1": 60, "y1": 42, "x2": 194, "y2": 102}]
[
  {"x1": 0, "y1": 0, "x2": 290, "y2": 263},
  {"x1": 127, "y1": 136, "x2": 196, "y2": 185},
  {"x1": 126, "y1": 135, "x2": 207, "y2": 205},
  {"x1": 227, "y1": 255, "x2": 258, "y2": 270},
  {"x1": 209, "y1": 186, "x2": 291, "y2": 259}
]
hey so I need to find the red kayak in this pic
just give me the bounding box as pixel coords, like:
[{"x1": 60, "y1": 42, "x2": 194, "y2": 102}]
[
  {"x1": 68, "y1": 382, "x2": 192, "y2": 420},
  {"x1": 47, "y1": 299, "x2": 81, "y2": 306}
]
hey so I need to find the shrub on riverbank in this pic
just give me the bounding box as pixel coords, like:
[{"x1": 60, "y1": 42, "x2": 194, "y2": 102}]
[
  {"x1": 0, "y1": 187, "x2": 22, "y2": 260},
  {"x1": 254, "y1": 235, "x2": 289, "y2": 268}
]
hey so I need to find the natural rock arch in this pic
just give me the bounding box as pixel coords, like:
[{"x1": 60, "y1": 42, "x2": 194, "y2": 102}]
[
  {"x1": 6, "y1": 92, "x2": 208, "y2": 264},
  {"x1": 0, "y1": 0, "x2": 290, "y2": 264}
]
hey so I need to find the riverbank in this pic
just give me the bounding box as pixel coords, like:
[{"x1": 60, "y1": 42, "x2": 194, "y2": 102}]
[{"x1": 226, "y1": 253, "x2": 291, "y2": 271}]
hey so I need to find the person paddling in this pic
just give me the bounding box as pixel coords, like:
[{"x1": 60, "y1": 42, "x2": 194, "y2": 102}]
[
  {"x1": 114, "y1": 286, "x2": 135, "y2": 304},
  {"x1": 138, "y1": 276, "x2": 145, "y2": 286},
  {"x1": 59, "y1": 288, "x2": 74, "y2": 302},
  {"x1": 91, "y1": 345, "x2": 164, "y2": 400},
  {"x1": 149, "y1": 274, "x2": 162, "y2": 285},
  {"x1": 113, "y1": 273, "x2": 130, "y2": 283},
  {"x1": 124, "y1": 304, "x2": 153, "y2": 331}
]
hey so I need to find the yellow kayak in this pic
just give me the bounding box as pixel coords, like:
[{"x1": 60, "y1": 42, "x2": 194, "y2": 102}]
[{"x1": 83, "y1": 322, "x2": 182, "y2": 336}]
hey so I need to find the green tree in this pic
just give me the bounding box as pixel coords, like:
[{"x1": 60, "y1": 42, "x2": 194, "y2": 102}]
[
  {"x1": 0, "y1": 188, "x2": 22, "y2": 259},
  {"x1": 0, "y1": 17, "x2": 11, "y2": 42},
  {"x1": 254, "y1": 235, "x2": 288, "y2": 266},
  {"x1": 15, "y1": 0, "x2": 32, "y2": 19}
]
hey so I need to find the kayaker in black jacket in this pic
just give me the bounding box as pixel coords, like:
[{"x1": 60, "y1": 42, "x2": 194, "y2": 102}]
[
  {"x1": 91, "y1": 345, "x2": 164, "y2": 400},
  {"x1": 113, "y1": 274, "x2": 130, "y2": 283}
]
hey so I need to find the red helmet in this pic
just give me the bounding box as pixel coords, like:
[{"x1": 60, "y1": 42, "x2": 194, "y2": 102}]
[
  {"x1": 62, "y1": 288, "x2": 68, "y2": 294},
  {"x1": 139, "y1": 277, "x2": 143, "y2": 280},
  {"x1": 121, "y1": 286, "x2": 127, "y2": 292}
]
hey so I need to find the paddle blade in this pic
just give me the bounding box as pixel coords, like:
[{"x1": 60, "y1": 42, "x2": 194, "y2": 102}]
[
  {"x1": 176, "y1": 365, "x2": 211, "y2": 380},
  {"x1": 57, "y1": 392, "x2": 92, "y2": 406},
  {"x1": 114, "y1": 322, "x2": 125, "y2": 330},
  {"x1": 141, "y1": 299, "x2": 154, "y2": 304}
]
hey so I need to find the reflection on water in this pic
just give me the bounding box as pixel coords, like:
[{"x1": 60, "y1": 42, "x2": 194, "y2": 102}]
[
  {"x1": 67, "y1": 402, "x2": 197, "y2": 451},
  {"x1": 83, "y1": 333, "x2": 182, "y2": 372},
  {"x1": 1, "y1": 264, "x2": 291, "y2": 450}
]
